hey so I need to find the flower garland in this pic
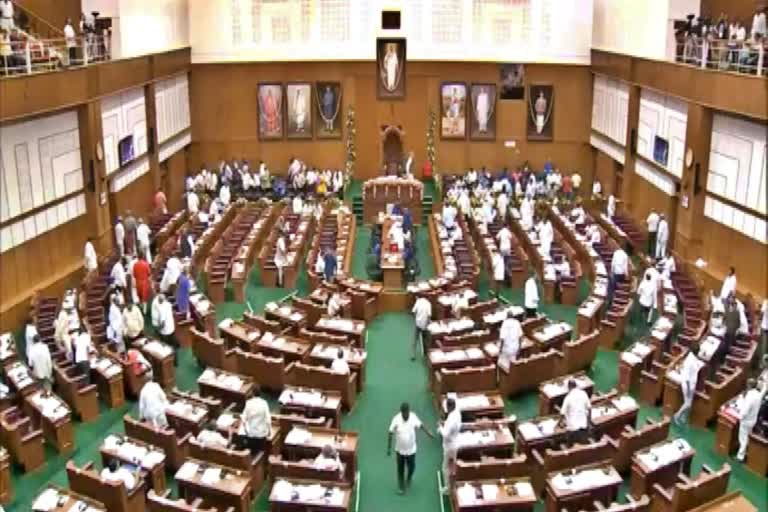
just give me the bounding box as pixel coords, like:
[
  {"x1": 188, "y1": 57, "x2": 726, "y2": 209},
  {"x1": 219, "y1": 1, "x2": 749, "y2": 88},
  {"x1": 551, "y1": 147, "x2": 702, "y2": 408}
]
[
  {"x1": 426, "y1": 108, "x2": 442, "y2": 197},
  {"x1": 344, "y1": 107, "x2": 356, "y2": 192}
]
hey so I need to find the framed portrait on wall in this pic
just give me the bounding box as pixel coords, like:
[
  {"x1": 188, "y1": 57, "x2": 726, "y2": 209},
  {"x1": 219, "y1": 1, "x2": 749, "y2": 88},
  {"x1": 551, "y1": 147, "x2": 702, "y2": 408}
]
[
  {"x1": 469, "y1": 83, "x2": 497, "y2": 141},
  {"x1": 440, "y1": 82, "x2": 467, "y2": 140},
  {"x1": 257, "y1": 83, "x2": 284, "y2": 140},
  {"x1": 315, "y1": 81, "x2": 342, "y2": 139},
  {"x1": 377, "y1": 37, "x2": 406, "y2": 99},
  {"x1": 527, "y1": 84, "x2": 554, "y2": 141},
  {"x1": 286, "y1": 82, "x2": 313, "y2": 139},
  {"x1": 499, "y1": 64, "x2": 525, "y2": 100}
]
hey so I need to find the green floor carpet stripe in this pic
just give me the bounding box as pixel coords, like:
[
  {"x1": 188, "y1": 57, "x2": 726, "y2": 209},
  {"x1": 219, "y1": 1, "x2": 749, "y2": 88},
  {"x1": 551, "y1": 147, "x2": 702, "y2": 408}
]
[{"x1": 7, "y1": 211, "x2": 766, "y2": 512}]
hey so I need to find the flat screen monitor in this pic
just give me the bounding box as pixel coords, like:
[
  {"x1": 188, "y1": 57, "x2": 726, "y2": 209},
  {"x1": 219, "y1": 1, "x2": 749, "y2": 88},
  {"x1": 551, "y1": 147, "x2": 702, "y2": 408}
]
[
  {"x1": 653, "y1": 135, "x2": 669, "y2": 167},
  {"x1": 118, "y1": 135, "x2": 134, "y2": 166}
]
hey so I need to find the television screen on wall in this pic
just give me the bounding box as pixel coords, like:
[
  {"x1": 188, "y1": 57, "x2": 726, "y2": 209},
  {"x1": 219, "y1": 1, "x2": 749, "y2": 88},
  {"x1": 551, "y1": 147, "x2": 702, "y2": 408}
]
[
  {"x1": 118, "y1": 135, "x2": 134, "y2": 166},
  {"x1": 653, "y1": 135, "x2": 669, "y2": 167}
]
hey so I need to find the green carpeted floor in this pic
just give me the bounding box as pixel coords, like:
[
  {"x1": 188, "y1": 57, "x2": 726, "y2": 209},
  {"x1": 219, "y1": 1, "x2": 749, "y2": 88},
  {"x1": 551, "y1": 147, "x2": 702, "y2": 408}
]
[{"x1": 7, "y1": 211, "x2": 767, "y2": 512}]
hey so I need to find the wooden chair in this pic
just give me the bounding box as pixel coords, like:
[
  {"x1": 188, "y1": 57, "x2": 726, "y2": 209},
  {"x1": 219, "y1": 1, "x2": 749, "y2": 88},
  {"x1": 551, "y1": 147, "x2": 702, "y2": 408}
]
[
  {"x1": 123, "y1": 415, "x2": 190, "y2": 471},
  {"x1": 455, "y1": 454, "x2": 529, "y2": 481},
  {"x1": 188, "y1": 436, "x2": 265, "y2": 497},
  {"x1": 53, "y1": 364, "x2": 99, "y2": 422},
  {"x1": 690, "y1": 365, "x2": 747, "y2": 428},
  {"x1": 746, "y1": 425, "x2": 767, "y2": 476},
  {"x1": 650, "y1": 464, "x2": 730, "y2": 512},
  {"x1": 234, "y1": 349, "x2": 286, "y2": 392},
  {"x1": 0, "y1": 406, "x2": 44, "y2": 471},
  {"x1": 561, "y1": 494, "x2": 651, "y2": 511},
  {"x1": 499, "y1": 350, "x2": 563, "y2": 396},
  {"x1": 242, "y1": 312, "x2": 285, "y2": 334},
  {"x1": 284, "y1": 362, "x2": 358, "y2": 410},
  {"x1": 66, "y1": 460, "x2": 147, "y2": 512},
  {"x1": 563, "y1": 330, "x2": 599, "y2": 374},
  {"x1": 612, "y1": 416, "x2": 671, "y2": 473},
  {"x1": 531, "y1": 437, "x2": 618, "y2": 495},
  {"x1": 191, "y1": 328, "x2": 237, "y2": 372},
  {"x1": 147, "y1": 490, "x2": 234, "y2": 512},
  {"x1": 349, "y1": 289, "x2": 377, "y2": 322},
  {"x1": 291, "y1": 297, "x2": 325, "y2": 327},
  {"x1": 433, "y1": 365, "x2": 497, "y2": 395}
]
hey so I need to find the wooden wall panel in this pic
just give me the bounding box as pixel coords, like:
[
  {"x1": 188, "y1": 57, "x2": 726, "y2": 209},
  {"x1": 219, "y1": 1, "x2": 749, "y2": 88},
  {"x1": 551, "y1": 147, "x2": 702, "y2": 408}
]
[
  {"x1": 594, "y1": 150, "x2": 617, "y2": 196},
  {"x1": 625, "y1": 168, "x2": 676, "y2": 229},
  {"x1": 700, "y1": 0, "x2": 765, "y2": 23},
  {"x1": 109, "y1": 169, "x2": 156, "y2": 219},
  {"x1": 163, "y1": 149, "x2": 189, "y2": 213},
  {"x1": 13, "y1": 0, "x2": 81, "y2": 36},
  {"x1": 189, "y1": 62, "x2": 593, "y2": 180}
]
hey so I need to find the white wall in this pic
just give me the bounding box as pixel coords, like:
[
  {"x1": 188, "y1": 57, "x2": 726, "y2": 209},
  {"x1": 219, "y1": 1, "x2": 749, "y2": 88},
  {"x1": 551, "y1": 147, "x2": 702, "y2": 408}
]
[
  {"x1": 190, "y1": 0, "x2": 593, "y2": 63},
  {"x1": 591, "y1": 75, "x2": 630, "y2": 146},
  {"x1": 707, "y1": 113, "x2": 767, "y2": 215},
  {"x1": 155, "y1": 74, "x2": 191, "y2": 143},
  {"x1": 637, "y1": 88, "x2": 688, "y2": 178},
  {"x1": 116, "y1": 0, "x2": 189, "y2": 59},
  {"x1": 0, "y1": 110, "x2": 86, "y2": 253},
  {"x1": 592, "y1": 0, "x2": 670, "y2": 60},
  {"x1": 101, "y1": 86, "x2": 147, "y2": 176}
]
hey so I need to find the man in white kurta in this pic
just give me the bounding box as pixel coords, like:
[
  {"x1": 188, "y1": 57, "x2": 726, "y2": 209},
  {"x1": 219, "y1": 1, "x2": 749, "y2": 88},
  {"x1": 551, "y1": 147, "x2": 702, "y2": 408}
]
[
  {"x1": 637, "y1": 272, "x2": 657, "y2": 324},
  {"x1": 496, "y1": 226, "x2": 512, "y2": 257},
  {"x1": 538, "y1": 219, "x2": 554, "y2": 259},
  {"x1": 139, "y1": 380, "x2": 169, "y2": 428},
  {"x1": 28, "y1": 336, "x2": 52, "y2": 386},
  {"x1": 187, "y1": 190, "x2": 199, "y2": 215},
  {"x1": 561, "y1": 380, "x2": 591, "y2": 443},
  {"x1": 84, "y1": 238, "x2": 98, "y2": 272},
  {"x1": 438, "y1": 398, "x2": 462, "y2": 491},
  {"x1": 114, "y1": 217, "x2": 125, "y2": 257},
  {"x1": 240, "y1": 391, "x2": 271, "y2": 454},
  {"x1": 720, "y1": 267, "x2": 737, "y2": 300},
  {"x1": 524, "y1": 273, "x2": 539, "y2": 318},
  {"x1": 674, "y1": 346, "x2": 704, "y2": 425},
  {"x1": 646, "y1": 210, "x2": 660, "y2": 256},
  {"x1": 412, "y1": 296, "x2": 432, "y2": 360},
  {"x1": 274, "y1": 234, "x2": 288, "y2": 287},
  {"x1": 110, "y1": 258, "x2": 127, "y2": 290},
  {"x1": 498, "y1": 313, "x2": 522, "y2": 370},
  {"x1": 736, "y1": 379, "x2": 763, "y2": 461},
  {"x1": 136, "y1": 219, "x2": 151, "y2": 263},
  {"x1": 655, "y1": 215, "x2": 669, "y2": 259}
]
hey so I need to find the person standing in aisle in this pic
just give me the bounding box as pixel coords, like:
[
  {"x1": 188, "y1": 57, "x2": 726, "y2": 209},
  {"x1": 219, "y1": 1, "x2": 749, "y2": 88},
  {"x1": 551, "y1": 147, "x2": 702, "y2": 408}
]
[{"x1": 387, "y1": 402, "x2": 435, "y2": 495}]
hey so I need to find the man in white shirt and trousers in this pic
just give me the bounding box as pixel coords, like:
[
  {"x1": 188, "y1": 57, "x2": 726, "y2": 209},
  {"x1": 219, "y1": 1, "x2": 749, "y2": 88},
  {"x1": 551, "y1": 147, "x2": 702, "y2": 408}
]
[
  {"x1": 387, "y1": 402, "x2": 435, "y2": 495},
  {"x1": 84, "y1": 237, "x2": 98, "y2": 273},
  {"x1": 736, "y1": 378, "x2": 763, "y2": 461},
  {"x1": 139, "y1": 378, "x2": 169, "y2": 428},
  {"x1": 674, "y1": 343, "x2": 704, "y2": 425},
  {"x1": 498, "y1": 311, "x2": 522, "y2": 373},
  {"x1": 114, "y1": 216, "x2": 125, "y2": 257},
  {"x1": 655, "y1": 214, "x2": 669, "y2": 259},
  {"x1": 646, "y1": 209, "x2": 660, "y2": 256},
  {"x1": 28, "y1": 335, "x2": 52, "y2": 390},
  {"x1": 525, "y1": 270, "x2": 539, "y2": 318},
  {"x1": 439, "y1": 398, "x2": 462, "y2": 493},
  {"x1": 609, "y1": 243, "x2": 629, "y2": 306},
  {"x1": 274, "y1": 231, "x2": 288, "y2": 287},
  {"x1": 239, "y1": 386, "x2": 271, "y2": 455},
  {"x1": 562, "y1": 379, "x2": 591, "y2": 444},
  {"x1": 412, "y1": 296, "x2": 432, "y2": 361}
]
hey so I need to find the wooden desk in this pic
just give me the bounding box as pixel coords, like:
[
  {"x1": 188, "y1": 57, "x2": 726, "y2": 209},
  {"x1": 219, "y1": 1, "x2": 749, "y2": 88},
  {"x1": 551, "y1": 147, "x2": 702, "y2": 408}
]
[
  {"x1": 687, "y1": 491, "x2": 757, "y2": 512},
  {"x1": 30, "y1": 485, "x2": 106, "y2": 511},
  {"x1": 279, "y1": 386, "x2": 343, "y2": 428},
  {"x1": 197, "y1": 368, "x2": 255, "y2": 409},
  {"x1": 630, "y1": 438, "x2": 695, "y2": 499},
  {"x1": 132, "y1": 337, "x2": 176, "y2": 390},
  {"x1": 529, "y1": 321, "x2": 572, "y2": 353},
  {"x1": 99, "y1": 433, "x2": 167, "y2": 492},
  {"x1": 89, "y1": 354, "x2": 125, "y2": 408},
  {"x1": 255, "y1": 332, "x2": 312, "y2": 363},
  {"x1": 576, "y1": 297, "x2": 603, "y2": 336},
  {"x1": 452, "y1": 478, "x2": 536, "y2": 511},
  {"x1": 0, "y1": 448, "x2": 10, "y2": 504},
  {"x1": 282, "y1": 426, "x2": 359, "y2": 481},
  {"x1": 544, "y1": 463, "x2": 622, "y2": 512},
  {"x1": 308, "y1": 343, "x2": 367, "y2": 391},
  {"x1": 456, "y1": 424, "x2": 516, "y2": 460},
  {"x1": 265, "y1": 302, "x2": 309, "y2": 333},
  {"x1": 618, "y1": 340, "x2": 656, "y2": 394},
  {"x1": 166, "y1": 396, "x2": 211, "y2": 438},
  {"x1": 269, "y1": 477, "x2": 352, "y2": 511},
  {"x1": 314, "y1": 316, "x2": 366, "y2": 347},
  {"x1": 441, "y1": 391, "x2": 506, "y2": 421},
  {"x1": 23, "y1": 390, "x2": 74, "y2": 453},
  {"x1": 381, "y1": 250, "x2": 405, "y2": 289},
  {"x1": 4, "y1": 361, "x2": 39, "y2": 397},
  {"x1": 175, "y1": 458, "x2": 252, "y2": 512},
  {"x1": 538, "y1": 373, "x2": 593, "y2": 416},
  {"x1": 219, "y1": 320, "x2": 262, "y2": 351},
  {"x1": 714, "y1": 397, "x2": 741, "y2": 456}
]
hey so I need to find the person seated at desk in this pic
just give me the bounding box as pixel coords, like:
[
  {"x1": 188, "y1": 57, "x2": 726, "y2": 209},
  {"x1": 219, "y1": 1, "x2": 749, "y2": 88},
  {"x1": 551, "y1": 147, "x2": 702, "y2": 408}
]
[
  {"x1": 553, "y1": 255, "x2": 571, "y2": 279},
  {"x1": 674, "y1": 343, "x2": 704, "y2": 426},
  {"x1": 196, "y1": 423, "x2": 231, "y2": 449},
  {"x1": 330, "y1": 348, "x2": 350, "y2": 374},
  {"x1": 292, "y1": 194, "x2": 304, "y2": 214},
  {"x1": 389, "y1": 221, "x2": 406, "y2": 252},
  {"x1": 139, "y1": 378, "x2": 169, "y2": 428},
  {"x1": 327, "y1": 293, "x2": 343, "y2": 318},
  {"x1": 314, "y1": 444, "x2": 344, "y2": 475},
  {"x1": 126, "y1": 348, "x2": 152, "y2": 379},
  {"x1": 466, "y1": 168, "x2": 478, "y2": 188},
  {"x1": 315, "y1": 249, "x2": 326, "y2": 277},
  {"x1": 570, "y1": 203, "x2": 586, "y2": 225},
  {"x1": 561, "y1": 379, "x2": 591, "y2": 444},
  {"x1": 736, "y1": 378, "x2": 763, "y2": 461},
  {"x1": 391, "y1": 203, "x2": 403, "y2": 216},
  {"x1": 585, "y1": 224, "x2": 601, "y2": 245},
  {"x1": 442, "y1": 202, "x2": 458, "y2": 230},
  {"x1": 402, "y1": 208, "x2": 413, "y2": 236},
  {"x1": 100, "y1": 459, "x2": 140, "y2": 490},
  {"x1": 239, "y1": 386, "x2": 271, "y2": 456}
]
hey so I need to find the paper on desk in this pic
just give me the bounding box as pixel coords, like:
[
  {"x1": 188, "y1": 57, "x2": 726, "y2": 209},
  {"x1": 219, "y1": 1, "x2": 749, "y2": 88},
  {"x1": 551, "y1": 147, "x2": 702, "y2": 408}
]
[
  {"x1": 32, "y1": 487, "x2": 59, "y2": 511},
  {"x1": 177, "y1": 461, "x2": 199, "y2": 480},
  {"x1": 515, "y1": 481, "x2": 534, "y2": 497},
  {"x1": 285, "y1": 427, "x2": 313, "y2": 445},
  {"x1": 457, "y1": 483, "x2": 476, "y2": 506},
  {"x1": 217, "y1": 413, "x2": 235, "y2": 429},
  {"x1": 201, "y1": 467, "x2": 222, "y2": 485},
  {"x1": 481, "y1": 484, "x2": 499, "y2": 501},
  {"x1": 218, "y1": 318, "x2": 234, "y2": 329}
]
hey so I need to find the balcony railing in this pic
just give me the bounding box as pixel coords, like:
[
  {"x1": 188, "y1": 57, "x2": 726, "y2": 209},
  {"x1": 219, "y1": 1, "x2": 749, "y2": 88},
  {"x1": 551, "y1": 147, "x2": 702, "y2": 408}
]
[
  {"x1": 0, "y1": 34, "x2": 111, "y2": 76},
  {"x1": 675, "y1": 35, "x2": 766, "y2": 77}
]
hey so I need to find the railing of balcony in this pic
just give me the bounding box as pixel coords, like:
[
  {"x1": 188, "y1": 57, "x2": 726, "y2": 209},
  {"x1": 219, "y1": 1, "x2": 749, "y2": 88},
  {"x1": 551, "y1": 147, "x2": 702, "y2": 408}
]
[
  {"x1": 0, "y1": 33, "x2": 110, "y2": 76},
  {"x1": 675, "y1": 34, "x2": 767, "y2": 77}
]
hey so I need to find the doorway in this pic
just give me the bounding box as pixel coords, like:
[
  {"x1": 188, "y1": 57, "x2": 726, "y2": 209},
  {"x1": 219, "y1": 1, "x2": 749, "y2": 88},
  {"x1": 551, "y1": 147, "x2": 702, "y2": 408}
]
[{"x1": 380, "y1": 125, "x2": 404, "y2": 175}]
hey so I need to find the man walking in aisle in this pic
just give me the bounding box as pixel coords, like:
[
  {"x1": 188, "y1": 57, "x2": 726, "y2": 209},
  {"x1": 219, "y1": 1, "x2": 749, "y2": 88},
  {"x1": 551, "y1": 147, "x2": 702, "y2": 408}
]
[{"x1": 387, "y1": 402, "x2": 435, "y2": 495}]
